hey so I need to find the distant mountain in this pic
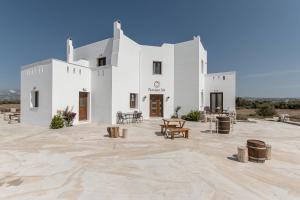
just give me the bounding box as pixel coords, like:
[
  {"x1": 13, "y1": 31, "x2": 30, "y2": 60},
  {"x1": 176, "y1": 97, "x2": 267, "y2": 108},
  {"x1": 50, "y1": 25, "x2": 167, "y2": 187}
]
[{"x1": 0, "y1": 89, "x2": 20, "y2": 101}]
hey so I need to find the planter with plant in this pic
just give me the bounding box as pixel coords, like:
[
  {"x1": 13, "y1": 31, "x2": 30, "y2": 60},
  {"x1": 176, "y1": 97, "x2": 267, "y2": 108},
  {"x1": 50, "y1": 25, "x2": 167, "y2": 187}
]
[
  {"x1": 171, "y1": 106, "x2": 182, "y2": 118},
  {"x1": 62, "y1": 106, "x2": 76, "y2": 127},
  {"x1": 181, "y1": 110, "x2": 201, "y2": 121},
  {"x1": 50, "y1": 115, "x2": 65, "y2": 129}
]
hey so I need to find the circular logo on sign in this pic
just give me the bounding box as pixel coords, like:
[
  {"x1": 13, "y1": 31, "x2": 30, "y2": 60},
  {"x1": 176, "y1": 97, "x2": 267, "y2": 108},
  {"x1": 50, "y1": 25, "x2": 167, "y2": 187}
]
[{"x1": 154, "y1": 81, "x2": 160, "y2": 88}]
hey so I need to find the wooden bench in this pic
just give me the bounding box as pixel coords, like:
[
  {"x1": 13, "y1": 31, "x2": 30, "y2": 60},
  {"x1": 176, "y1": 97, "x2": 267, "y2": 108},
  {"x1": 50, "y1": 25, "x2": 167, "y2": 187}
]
[
  {"x1": 166, "y1": 127, "x2": 190, "y2": 139},
  {"x1": 160, "y1": 124, "x2": 177, "y2": 134}
]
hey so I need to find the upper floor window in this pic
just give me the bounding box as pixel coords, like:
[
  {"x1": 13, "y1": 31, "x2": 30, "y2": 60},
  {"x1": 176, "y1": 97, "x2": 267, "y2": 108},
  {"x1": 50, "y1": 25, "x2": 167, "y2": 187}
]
[
  {"x1": 153, "y1": 61, "x2": 162, "y2": 75},
  {"x1": 223, "y1": 76, "x2": 225, "y2": 80},
  {"x1": 201, "y1": 60, "x2": 204, "y2": 74},
  {"x1": 97, "y1": 57, "x2": 106, "y2": 67}
]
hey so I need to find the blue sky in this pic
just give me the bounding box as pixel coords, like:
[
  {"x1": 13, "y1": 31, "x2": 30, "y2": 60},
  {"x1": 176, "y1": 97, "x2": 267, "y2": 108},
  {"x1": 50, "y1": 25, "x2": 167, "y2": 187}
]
[{"x1": 0, "y1": 0, "x2": 299, "y2": 97}]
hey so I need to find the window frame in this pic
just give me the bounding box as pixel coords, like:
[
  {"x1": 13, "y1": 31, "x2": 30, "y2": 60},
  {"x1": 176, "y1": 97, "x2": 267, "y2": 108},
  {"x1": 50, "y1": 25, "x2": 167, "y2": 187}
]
[
  {"x1": 129, "y1": 93, "x2": 137, "y2": 109},
  {"x1": 152, "y1": 61, "x2": 162, "y2": 75},
  {"x1": 97, "y1": 57, "x2": 106, "y2": 67},
  {"x1": 30, "y1": 90, "x2": 39, "y2": 108}
]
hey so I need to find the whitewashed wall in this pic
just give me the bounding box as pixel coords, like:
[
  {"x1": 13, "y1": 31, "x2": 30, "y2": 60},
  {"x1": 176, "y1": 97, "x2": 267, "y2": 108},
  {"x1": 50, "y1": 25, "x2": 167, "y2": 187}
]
[
  {"x1": 72, "y1": 36, "x2": 115, "y2": 124},
  {"x1": 74, "y1": 38, "x2": 113, "y2": 68},
  {"x1": 51, "y1": 60, "x2": 91, "y2": 124},
  {"x1": 174, "y1": 37, "x2": 200, "y2": 116},
  {"x1": 111, "y1": 34, "x2": 140, "y2": 124},
  {"x1": 198, "y1": 39, "x2": 207, "y2": 111},
  {"x1": 139, "y1": 44, "x2": 174, "y2": 119},
  {"x1": 21, "y1": 60, "x2": 53, "y2": 125},
  {"x1": 91, "y1": 67, "x2": 112, "y2": 123},
  {"x1": 205, "y1": 72, "x2": 236, "y2": 112}
]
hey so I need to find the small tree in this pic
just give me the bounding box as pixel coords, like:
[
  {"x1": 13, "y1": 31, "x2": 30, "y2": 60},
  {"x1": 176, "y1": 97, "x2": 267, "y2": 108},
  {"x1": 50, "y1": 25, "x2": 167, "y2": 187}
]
[{"x1": 256, "y1": 103, "x2": 277, "y2": 117}]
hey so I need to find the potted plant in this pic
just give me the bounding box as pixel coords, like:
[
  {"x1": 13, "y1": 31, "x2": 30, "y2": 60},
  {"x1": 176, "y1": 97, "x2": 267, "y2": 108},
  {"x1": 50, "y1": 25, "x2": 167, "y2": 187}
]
[
  {"x1": 174, "y1": 106, "x2": 181, "y2": 118},
  {"x1": 62, "y1": 106, "x2": 76, "y2": 127}
]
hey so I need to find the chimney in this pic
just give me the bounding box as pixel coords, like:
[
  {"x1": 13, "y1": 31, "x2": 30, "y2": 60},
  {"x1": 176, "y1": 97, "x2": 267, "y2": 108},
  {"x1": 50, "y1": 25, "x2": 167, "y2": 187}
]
[
  {"x1": 67, "y1": 37, "x2": 74, "y2": 63},
  {"x1": 113, "y1": 20, "x2": 123, "y2": 39}
]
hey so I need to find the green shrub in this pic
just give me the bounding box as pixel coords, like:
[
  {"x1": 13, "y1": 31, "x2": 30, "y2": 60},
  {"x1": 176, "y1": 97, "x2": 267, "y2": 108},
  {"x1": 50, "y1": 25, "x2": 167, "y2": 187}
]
[
  {"x1": 256, "y1": 103, "x2": 277, "y2": 117},
  {"x1": 50, "y1": 115, "x2": 65, "y2": 129},
  {"x1": 181, "y1": 110, "x2": 201, "y2": 121}
]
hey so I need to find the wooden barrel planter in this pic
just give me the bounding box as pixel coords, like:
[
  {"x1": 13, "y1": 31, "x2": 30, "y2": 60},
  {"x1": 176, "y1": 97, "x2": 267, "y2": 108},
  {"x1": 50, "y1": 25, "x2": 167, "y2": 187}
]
[
  {"x1": 247, "y1": 139, "x2": 267, "y2": 163},
  {"x1": 107, "y1": 127, "x2": 119, "y2": 138},
  {"x1": 217, "y1": 116, "x2": 230, "y2": 134}
]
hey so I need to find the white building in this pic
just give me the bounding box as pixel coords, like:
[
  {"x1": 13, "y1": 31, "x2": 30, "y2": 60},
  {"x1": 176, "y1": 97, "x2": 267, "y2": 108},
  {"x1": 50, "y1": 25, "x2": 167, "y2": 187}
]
[{"x1": 21, "y1": 21, "x2": 236, "y2": 125}]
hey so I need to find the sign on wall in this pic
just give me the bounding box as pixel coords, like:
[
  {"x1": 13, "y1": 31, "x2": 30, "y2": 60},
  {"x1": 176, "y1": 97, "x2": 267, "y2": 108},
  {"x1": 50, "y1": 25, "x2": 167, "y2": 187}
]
[{"x1": 148, "y1": 81, "x2": 165, "y2": 92}]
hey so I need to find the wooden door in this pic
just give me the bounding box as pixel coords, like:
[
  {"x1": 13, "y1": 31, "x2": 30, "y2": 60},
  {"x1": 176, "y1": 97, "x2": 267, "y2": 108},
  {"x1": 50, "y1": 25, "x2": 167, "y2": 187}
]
[
  {"x1": 79, "y1": 92, "x2": 88, "y2": 121},
  {"x1": 150, "y1": 94, "x2": 163, "y2": 117},
  {"x1": 210, "y1": 92, "x2": 223, "y2": 113}
]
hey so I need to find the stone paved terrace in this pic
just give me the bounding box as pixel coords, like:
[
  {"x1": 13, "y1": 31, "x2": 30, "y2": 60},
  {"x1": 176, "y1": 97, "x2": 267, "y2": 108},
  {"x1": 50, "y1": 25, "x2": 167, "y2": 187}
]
[{"x1": 0, "y1": 114, "x2": 300, "y2": 200}]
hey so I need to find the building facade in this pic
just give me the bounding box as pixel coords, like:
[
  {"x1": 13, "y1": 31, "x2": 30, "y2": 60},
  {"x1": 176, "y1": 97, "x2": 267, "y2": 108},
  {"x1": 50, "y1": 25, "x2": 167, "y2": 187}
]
[{"x1": 21, "y1": 21, "x2": 236, "y2": 125}]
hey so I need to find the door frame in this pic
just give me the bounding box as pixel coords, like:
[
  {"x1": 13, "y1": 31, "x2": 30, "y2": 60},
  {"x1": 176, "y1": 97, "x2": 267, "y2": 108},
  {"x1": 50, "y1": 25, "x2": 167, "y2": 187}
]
[
  {"x1": 210, "y1": 92, "x2": 223, "y2": 113},
  {"x1": 79, "y1": 92, "x2": 89, "y2": 121},
  {"x1": 149, "y1": 94, "x2": 164, "y2": 117}
]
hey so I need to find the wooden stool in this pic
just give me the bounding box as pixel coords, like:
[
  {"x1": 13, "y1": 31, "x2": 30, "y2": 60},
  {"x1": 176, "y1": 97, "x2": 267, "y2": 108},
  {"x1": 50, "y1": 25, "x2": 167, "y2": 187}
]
[
  {"x1": 266, "y1": 144, "x2": 271, "y2": 160},
  {"x1": 107, "y1": 127, "x2": 119, "y2": 138},
  {"x1": 237, "y1": 146, "x2": 248, "y2": 163},
  {"x1": 122, "y1": 128, "x2": 128, "y2": 138}
]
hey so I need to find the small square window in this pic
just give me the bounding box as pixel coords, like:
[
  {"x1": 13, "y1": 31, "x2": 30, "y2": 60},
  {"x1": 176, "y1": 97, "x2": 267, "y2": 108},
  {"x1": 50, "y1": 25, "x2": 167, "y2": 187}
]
[
  {"x1": 97, "y1": 57, "x2": 106, "y2": 66},
  {"x1": 153, "y1": 61, "x2": 162, "y2": 75},
  {"x1": 130, "y1": 93, "x2": 137, "y2": 108}
]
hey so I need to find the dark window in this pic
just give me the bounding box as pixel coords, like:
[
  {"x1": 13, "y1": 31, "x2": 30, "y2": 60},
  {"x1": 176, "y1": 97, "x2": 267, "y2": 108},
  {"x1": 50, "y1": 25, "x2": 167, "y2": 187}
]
[
  {"x1": 223, "y1": 76, "x2": 225, "y2": 80},
  {"x1": 97, "y1": 57, "x2": 106, "y2": 66},
  {"x1": 130, "y1": 93, "x2": 137, "y2": 108},
  {"x1": 34, "y1": 91, "x2": 39, "y2": 107},
  {"x1": 153, "y1": 61, "x2": 162, "y2": 74}
]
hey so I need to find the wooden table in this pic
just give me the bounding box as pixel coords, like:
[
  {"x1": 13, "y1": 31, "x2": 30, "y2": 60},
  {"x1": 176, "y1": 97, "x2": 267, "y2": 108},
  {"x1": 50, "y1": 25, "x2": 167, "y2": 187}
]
[
  {"x1": 162, "y1": 118, "x2": 187, "y2": 139},
  {"x1": 9, "y1": 113, "x2": 20, "y2": 123}
]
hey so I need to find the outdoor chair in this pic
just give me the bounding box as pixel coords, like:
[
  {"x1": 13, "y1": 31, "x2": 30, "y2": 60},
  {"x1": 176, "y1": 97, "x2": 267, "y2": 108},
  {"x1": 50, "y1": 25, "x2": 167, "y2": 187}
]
[
  {"x1": 132, "y1": 111, "x2": 138, "y2": 123},
  {"x1": 117, "y1": 112, "x2": 127, "y2": 124},
  {"x1": 136, "y1": 112, "x2": 143, "y2": 123},
  {"x1": 139, "y1": 112, "x2": 143, "y2": 122}
]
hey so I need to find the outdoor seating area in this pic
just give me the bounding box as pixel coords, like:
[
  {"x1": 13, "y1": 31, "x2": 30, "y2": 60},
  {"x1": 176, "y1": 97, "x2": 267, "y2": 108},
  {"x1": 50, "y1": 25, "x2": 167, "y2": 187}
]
[
  {"x1": 206, "y1": 113, "x2": 235, "y2": 134},
  {"x1": 116, "y1": 111, "x2": 143, "y2": 124},
  {"x1": 1, "y1": 108, "x2": 21, "y2": 124},
  {"x1": 161, "y1": 118, "x2": 190, "y2": 139},
  {"x1": 0, "y1": 116, "x2": 299, "y2": 199}
]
